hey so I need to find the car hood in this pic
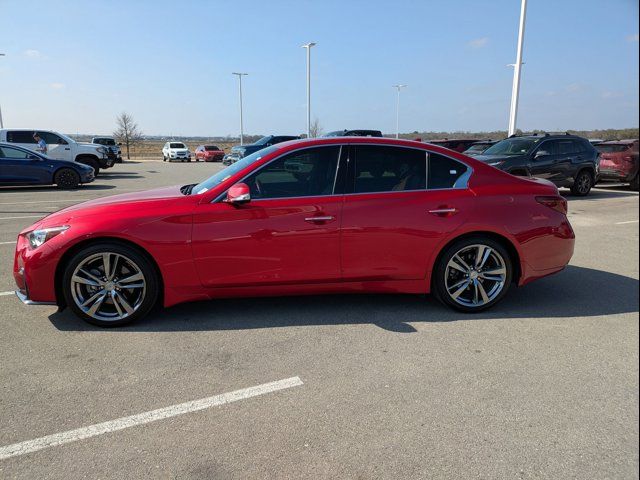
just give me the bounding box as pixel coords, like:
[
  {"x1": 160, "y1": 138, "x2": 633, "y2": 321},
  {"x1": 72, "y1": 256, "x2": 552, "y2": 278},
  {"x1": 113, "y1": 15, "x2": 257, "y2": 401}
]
[{"x1": 35, "y1": 185, "x2": 188, "y2": 226}]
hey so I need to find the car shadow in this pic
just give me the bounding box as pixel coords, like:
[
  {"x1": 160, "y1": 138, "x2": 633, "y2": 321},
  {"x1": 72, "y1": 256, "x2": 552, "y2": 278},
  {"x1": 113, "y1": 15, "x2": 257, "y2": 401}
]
[
  {"x1": 49, "y1": 265, "x2": 639, "y2": 333},
  {"x1": 0, "y1": 184, "x2": 116, "y2": 192},
  {"x1": 562, "y1": 187, "x2": 638, "y2": 201},
  {"x1": 97, "y1": 172, "x2": 144, "y2": 180}
]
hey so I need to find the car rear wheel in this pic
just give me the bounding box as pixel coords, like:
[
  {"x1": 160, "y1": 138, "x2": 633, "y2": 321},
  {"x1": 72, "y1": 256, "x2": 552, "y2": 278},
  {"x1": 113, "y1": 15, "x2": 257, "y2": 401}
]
[
  {"x1": 630, "y1": 174, "x2": 639, "y2": 191},
  {"x1": 570, "y1": 170, "x2": 593, "y2": 196},
  {"x1": 434, "y1": 237, "x2": 513, "y2": 312},
  {"x1": 54, "y1": 168, "x2": 80, "y2": 189},
  {"x1": 62, "y1": 242, "x2": 159, "y2": 327}
]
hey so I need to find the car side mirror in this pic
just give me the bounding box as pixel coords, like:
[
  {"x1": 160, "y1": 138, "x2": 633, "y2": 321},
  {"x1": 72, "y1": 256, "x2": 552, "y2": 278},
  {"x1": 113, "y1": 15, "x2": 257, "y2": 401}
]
[
  {"x1": 535, "y1": 150, "x2": 549, "y2": 159},
  {"x1": 226, "y1": 182, "x2": 251, "y2": 204}
]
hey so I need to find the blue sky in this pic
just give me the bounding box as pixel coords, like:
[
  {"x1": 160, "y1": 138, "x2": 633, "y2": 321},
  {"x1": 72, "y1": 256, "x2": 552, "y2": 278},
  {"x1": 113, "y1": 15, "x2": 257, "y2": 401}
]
[{"x1": 1, "y1": 0, "x2": 638, "y2": 137}]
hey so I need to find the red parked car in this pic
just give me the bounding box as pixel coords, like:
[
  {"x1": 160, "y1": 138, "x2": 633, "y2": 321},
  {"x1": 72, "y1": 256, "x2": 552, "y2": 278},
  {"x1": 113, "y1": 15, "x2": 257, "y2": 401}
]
[
  {"x1": 195, "y1": 145, "x2": 225, "y2": 162},
  {"x1": 596, "y1": 140, "x2": 639, "y2": 191},
  {"x1": 13, "y1": 137, "x2": 575, "y2": 327}
]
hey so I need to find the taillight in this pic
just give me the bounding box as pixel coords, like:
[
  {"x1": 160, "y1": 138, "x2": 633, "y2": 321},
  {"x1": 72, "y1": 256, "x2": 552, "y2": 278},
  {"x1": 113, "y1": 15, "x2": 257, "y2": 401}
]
[{"x1": 536, "y1": 196, "x2": 568, "y2": 215}]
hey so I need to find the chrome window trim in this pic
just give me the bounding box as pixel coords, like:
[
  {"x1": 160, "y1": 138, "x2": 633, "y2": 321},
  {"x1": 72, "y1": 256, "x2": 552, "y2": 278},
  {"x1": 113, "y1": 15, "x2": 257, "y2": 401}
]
[{"x1": 213, "y1": 142, "x2": 473, "y2": 203}]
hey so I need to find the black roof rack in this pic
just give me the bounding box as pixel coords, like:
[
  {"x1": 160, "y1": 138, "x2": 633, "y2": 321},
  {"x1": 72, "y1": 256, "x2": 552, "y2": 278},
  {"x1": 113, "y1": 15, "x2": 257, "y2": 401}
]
[{"x1": 508, "y1": 131, "x2": 571, "y2": 138}]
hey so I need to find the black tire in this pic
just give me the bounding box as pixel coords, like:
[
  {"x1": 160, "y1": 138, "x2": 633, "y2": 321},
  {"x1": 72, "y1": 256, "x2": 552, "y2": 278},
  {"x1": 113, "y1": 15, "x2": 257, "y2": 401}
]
[
  {"x1": 433, "y1": 236, "x2": 513, "y2": 313},
  {"x1": 54, "y1": 168, "x2": 80, "y2": 189},
  {"x1": 163, "y1": 155, "x2": 167, "y2": 162},
  {"x1": 570, "y1": 170, "x2": 593, "y2": 196},
  {"x1": 62, "y1": 242, "x2": 160, "y2": 327},
  {"x1": 630, "y1": 174, "x2": 639, "y2": 192}
]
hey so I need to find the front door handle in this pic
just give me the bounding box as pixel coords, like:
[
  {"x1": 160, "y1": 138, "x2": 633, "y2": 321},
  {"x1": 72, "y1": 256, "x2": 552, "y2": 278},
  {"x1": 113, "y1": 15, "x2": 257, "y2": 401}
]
[
  {"x1": 428, "y1": 207, "x2": 458, "y2": 217},
  {"x1": 65, "y1": 148, "x2": 70, "y2": 150},
  {"x1": 304, "y1": 216, "x2": 335, "y2": 223}
]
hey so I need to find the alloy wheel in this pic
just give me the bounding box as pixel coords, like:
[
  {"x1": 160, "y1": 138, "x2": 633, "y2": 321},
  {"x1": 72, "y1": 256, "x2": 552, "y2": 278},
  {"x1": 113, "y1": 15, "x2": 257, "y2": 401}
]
[
  {"x1": 70, "y1": 252, "x2": 146, "y2": 322},
  {"x1": 444, "y1": 244, "x2": 508, "y2": 308}
]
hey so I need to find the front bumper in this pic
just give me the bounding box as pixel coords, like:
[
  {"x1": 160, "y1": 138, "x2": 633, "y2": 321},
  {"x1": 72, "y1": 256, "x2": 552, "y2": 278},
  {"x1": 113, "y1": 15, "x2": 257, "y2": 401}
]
[{"x1": 15, "y1": 289, "x2": 56, "y2": 306}]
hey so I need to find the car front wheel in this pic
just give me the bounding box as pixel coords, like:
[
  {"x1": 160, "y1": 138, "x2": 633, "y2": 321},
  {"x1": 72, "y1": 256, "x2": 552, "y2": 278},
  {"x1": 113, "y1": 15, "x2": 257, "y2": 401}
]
[
  {"x1": 62, "y1": 242, "x2": 159, "y2": 327},
  {"x1": 54, "y1": 168, "x2": 80, "y2": 189},
  {"x1": 433, "y1": 237, "x2": 513, "y2": 312}
]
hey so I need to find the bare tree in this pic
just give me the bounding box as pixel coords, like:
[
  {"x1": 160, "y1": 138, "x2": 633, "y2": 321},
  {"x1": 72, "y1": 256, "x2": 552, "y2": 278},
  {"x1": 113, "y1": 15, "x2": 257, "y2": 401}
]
[
  {"x1": 113, "y1": 112, "x2": 143, "y2": 160},
  {"x1": 309, "y1": 118, "x2": 323, "y2": 138}
]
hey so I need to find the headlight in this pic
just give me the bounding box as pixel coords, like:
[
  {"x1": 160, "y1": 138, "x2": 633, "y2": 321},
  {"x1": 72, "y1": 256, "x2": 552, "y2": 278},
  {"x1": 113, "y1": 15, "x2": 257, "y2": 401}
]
[
  {"x1": 26, "y1": 226, "x2": 69, "y2": 249},
  {"x1": 96, "y1": 147, "x2": 107, "y2": 154}
]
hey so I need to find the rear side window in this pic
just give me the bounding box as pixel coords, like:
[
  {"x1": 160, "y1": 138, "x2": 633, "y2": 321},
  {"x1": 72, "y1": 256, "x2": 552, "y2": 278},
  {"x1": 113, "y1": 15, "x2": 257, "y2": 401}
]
[
  {"x1": 557, "y1": 140, "x2": 578, "y2": 155},
  {"x1": 353, "y1": 146, "x2": 426, "y2": 193},
  {"x1": 538, "y1": 141, "x2": 558, "y2": 155},
  {"x1": 6, "y1": 131, "x2": 36, "y2": 144},
  {"x1": 0, "y1": 146, "x2": 32, "y2": 159},
  {"x1": 428, "y1": 153, "x2": 469, "y2": 189},
  {"x1": 245, "y1": 146, "x2": 340, "y2": 199}
]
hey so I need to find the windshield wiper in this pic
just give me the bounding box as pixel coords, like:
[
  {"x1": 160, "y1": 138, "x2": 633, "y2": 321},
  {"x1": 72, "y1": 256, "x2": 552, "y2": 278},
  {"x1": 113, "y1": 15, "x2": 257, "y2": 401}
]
[{"x1": 180, "y1": 183, "x2": 196, "y2": 195}]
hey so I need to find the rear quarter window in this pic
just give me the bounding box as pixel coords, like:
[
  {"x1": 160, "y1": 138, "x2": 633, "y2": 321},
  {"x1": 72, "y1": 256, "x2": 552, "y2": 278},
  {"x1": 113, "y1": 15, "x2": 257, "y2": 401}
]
[{"x1": 428, "y1": 153, "x2": 469, "y2": 189}]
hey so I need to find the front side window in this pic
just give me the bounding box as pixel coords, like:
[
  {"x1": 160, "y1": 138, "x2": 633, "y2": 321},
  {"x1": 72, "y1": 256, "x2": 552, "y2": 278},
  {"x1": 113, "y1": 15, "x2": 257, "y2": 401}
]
[
  {"x1": 0, "y1": 146, "x2": 33, "y2": 159},
  {"x1": 40, "y1": 132, "x2": 66, "y2": 145},
  {"x1": 428, "y1": 153, "x2": 469, "y2": 189},
  {"x1": 245, "y1": 146, "x2": 340, "y2": 199},
  {"x1": 353, "y1": 146, "x2": 426, "y2": 193},
  {"x1": 6, "y1": 131, "x2": 36, "y2": 144}
]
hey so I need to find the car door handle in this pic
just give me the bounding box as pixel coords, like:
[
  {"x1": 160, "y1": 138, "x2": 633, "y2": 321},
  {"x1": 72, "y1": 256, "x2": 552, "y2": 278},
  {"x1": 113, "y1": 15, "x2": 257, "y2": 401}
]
[
  {"x1": 304, "y1": 216, "x2": 335, "y2": 223},
  {"x1": 65, "y1": 147, "x2": 70, "y2": 150},
  {"x1": 428, "y1": 208, "x2": 458, "y2": 217}
]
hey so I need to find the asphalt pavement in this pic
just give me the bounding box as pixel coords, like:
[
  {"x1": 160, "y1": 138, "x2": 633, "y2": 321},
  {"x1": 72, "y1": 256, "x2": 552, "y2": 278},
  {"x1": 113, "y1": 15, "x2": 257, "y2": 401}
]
[{"x1": 0, "y1": 160, "x2": 638, "y2": 479}]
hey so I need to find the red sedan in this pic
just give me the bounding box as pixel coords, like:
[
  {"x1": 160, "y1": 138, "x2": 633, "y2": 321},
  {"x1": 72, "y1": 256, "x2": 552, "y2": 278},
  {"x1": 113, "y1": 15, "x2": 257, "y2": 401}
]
[
  {"x1": 13, "y1": 137, "x2": 575, "y2": 327},
  {"x1": 194, "y1": 145, "x2": 225, "y2": 162}
]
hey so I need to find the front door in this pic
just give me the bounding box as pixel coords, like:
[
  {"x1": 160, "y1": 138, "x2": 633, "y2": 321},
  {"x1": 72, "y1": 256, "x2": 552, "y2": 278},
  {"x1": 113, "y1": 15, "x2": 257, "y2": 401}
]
[
  {"x1": 0, "y1": 146, "x2": 49, "y2": 184},
  {"x1": 340, "y1": 145, "x2": 475, "y2": 281},
  {"x1": 191, "y1": 145, "x2": 345, "y2": 287}
]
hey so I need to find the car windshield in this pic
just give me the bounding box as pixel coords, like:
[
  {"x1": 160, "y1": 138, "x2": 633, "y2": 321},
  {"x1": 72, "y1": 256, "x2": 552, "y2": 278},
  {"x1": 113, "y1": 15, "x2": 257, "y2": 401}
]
[
  {"x1": 95, "y1": 138, "x2": 116, "y2": 146},
  {"x1": 254, "y1": 136, "x2": 272, "y2": 145},
  {"x1": 596, "y1": 144, "x2": 631, "y2": 153},
  {"x1": 170, "y1": 143, "x2": 186, "y2": 149},
  {"x1": 205, "y1": 146, "x2": 219, "y2": 151},
  {"x1": 464, "y1": 144, "x2": 489, "y2": 153},
  {"x1": 192, "y1": 145, "x2": 279, "y2": 194},
  {"x1": 483, "y1": 138, "x2": 539, "y2": 156}
]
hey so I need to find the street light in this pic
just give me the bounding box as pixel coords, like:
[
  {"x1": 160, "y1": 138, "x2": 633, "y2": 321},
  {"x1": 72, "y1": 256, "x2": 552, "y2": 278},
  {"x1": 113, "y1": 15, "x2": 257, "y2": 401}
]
[
  {"x1": 0, "y1": 53, "x2": 5, "y2": 129},
  {"x1": 392, "y1": 84, "x2": 407, "y2": 139},
  {"x1": 508, "y1": 0, "x2": 527, "y2": 136},
  {"x1": 302, "y1": 42, "x2": 316, "y2": 138},
  {"x1": 232, "y1": 72, "x2": 248, "y2": 145}
]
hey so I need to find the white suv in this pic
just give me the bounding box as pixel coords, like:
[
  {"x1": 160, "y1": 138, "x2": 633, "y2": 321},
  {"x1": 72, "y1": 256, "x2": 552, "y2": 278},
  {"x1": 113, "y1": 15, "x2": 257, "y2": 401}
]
[
  {"x1": 0, "y1": 129, "x2": 114, "y2": 175},
  {"x1": 162, "y1": 142, "x2": 191, "y2": 162}
]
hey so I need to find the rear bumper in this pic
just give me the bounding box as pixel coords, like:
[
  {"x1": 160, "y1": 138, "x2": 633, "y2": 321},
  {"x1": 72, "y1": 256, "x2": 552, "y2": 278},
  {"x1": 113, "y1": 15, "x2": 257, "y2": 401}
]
[{"x1": 598, "y1": 169, "x2": 637, "y2": 183}]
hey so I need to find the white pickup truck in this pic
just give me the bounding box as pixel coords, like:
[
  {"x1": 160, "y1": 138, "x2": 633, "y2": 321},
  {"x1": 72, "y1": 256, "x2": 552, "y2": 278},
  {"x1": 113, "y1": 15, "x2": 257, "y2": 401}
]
[{"x1": 0, "y1": 129, "x2": 114, "y2": 175}]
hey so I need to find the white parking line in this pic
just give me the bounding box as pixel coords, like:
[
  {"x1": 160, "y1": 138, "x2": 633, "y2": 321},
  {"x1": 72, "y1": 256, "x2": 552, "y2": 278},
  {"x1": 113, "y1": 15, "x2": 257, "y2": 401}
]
[
  {"x1": 0, "y1": 199, "x2": 92, "y2": 205},
  {"x1": 0, "y1": 291, "x2": 14, "y2": 296},
  {"x1": 0, "y1": 241, "x2": 16, "y2": 245},
  {"x1": 0, "y1": 376, "x2": 303, "y2": 460},
  {"x1": 0, "y1": 216, "x2": 43, "y2": 221},
  {"x1": 615, "y1": 220, "x2": 639, "y2": 225}
]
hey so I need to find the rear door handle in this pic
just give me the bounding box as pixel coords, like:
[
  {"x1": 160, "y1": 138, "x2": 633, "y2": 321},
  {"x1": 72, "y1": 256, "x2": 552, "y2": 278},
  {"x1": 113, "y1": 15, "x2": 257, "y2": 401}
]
[
  {"x1": 428, "y1": 208, "x2": 458, "y2": 217},
  {"x1": 304, "y1": 216, "x2": 335, "y2": 223}
]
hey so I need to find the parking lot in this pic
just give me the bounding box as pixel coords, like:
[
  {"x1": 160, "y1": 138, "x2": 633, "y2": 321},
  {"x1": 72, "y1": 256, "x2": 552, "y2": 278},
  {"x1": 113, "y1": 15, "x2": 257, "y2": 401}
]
[{"x1": 0, "y1": 161, "x2": 638, "y2": 479}]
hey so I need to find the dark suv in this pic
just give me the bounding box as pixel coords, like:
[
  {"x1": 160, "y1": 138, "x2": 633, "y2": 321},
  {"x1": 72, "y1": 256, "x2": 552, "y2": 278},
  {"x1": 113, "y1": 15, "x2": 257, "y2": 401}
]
[
  {"x1": 473, "y1": 133, "x2": 599, "y2": 196},
  {"x1": 223, "y1": 135, "x2": 300, "y2": 165}
]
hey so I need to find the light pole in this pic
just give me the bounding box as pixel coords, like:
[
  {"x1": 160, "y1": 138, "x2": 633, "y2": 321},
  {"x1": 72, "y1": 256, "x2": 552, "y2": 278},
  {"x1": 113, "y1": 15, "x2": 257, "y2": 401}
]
[
  {"x1": 232, "y1": 72, "x2": 248, "y2": 145},
  {"x1": 302, "y1": 42, "x2": 316, "y2": 138},
  {"x1": 508, "y1": 0, "x2": 527, "y2": 136},
  {"x1": 392, "y1": 84, "x2": 407, "y2": 139},
  {"x1": 0, "y1": 53, "x2": 5, "y2": 128}
]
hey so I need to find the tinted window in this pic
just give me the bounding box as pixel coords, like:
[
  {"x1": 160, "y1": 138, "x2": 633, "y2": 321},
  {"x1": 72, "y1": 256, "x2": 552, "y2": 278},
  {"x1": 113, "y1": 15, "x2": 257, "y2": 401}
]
[
  {"x1": 353, "y1": 146, "x2": 426, "y2": 193},
  {"x1": 557, "y1": 140, "x2": 577, "y2": 155},
  {"x1": 428, "y1": 153, "x2": 469, "y2": 189},
  {"x1": 205, "y1": 146, "x2": 220, "y2": 151},
  {"x1": 6, "y1": 131, "x2": 36, "y2": 144},
  {"x1": 596, "y1": 144, "x2": 632, "y2": 153},
  {"x1": 40, "y1": 132, "x2": 67, "y2": 145},
  {"x1": 170, "y1": 143, "x2": 186, "y2": 149},
  {"x1": 538, "y1": 140, "x2": 558, "y2": 155},
  {"x1": 245, "y1": 146, "x2": 340, "y2": 199},
  {"x1": 0, "y1": 146, "x2": 33, "y2": 159}
]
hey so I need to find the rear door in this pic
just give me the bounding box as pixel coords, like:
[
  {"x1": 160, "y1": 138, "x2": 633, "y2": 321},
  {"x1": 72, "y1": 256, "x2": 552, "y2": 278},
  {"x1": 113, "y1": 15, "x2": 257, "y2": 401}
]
[
  {"x1": 530, "y1": 140, "x2": 563, "y2": 183},
  {"x1": 191, "y1": 145, "x2": 346, "y2": 287},
  {"x1": 340, "y1": 145, "x2": 475, "y2": 282}
]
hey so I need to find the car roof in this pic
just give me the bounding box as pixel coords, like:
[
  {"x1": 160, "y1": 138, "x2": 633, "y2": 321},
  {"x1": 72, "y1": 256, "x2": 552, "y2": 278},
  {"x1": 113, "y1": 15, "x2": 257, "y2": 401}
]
[
  {"x1": 599, "y1": 139, "x2": 638, "y2": 145},
  {"x1": 272, "y1": 136, "x2": 455, "y2": 152}
]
